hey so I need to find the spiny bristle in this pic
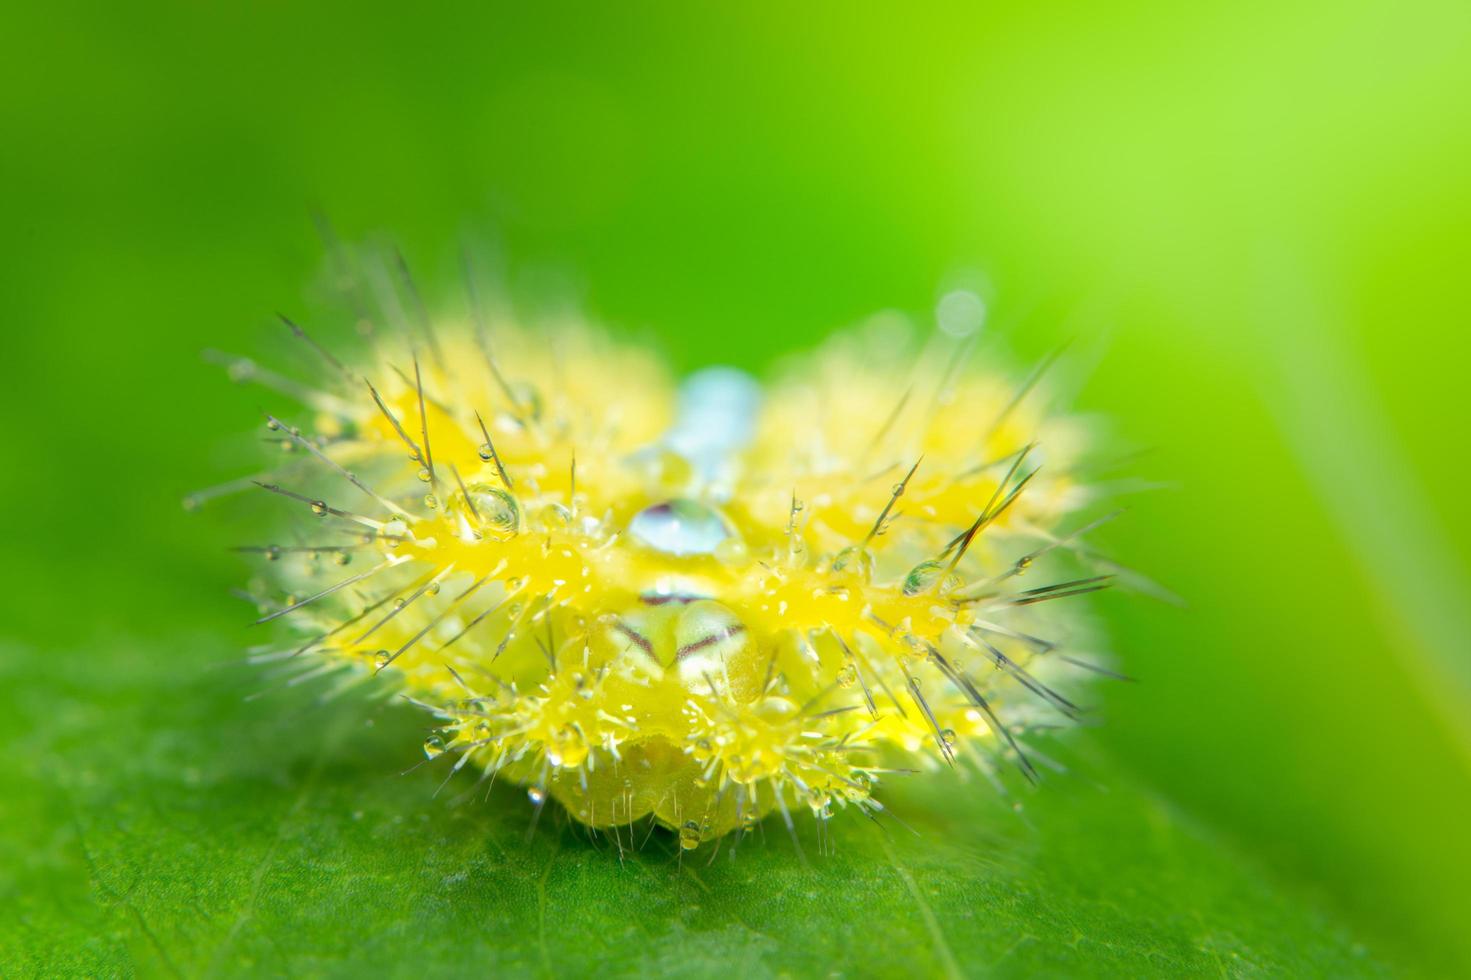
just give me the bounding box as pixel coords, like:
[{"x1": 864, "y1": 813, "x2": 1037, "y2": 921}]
[{"x1": 204, "y1": 256, "x2": 1128, "y2": 848}]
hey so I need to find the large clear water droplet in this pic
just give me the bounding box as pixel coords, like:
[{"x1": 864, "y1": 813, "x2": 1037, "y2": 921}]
[
  {"x1": 902, "y1": 559, "x2": 946, "y2": 596},
  {"x1": 629, "y1": 499, "x2": 730, "y2": 557},
  {"x1": 463, "y1": 484, "x2": 520, "y2": 539},
  {"x1": 665, "y1": 367, "x2": 761, "y2": 477},
  {"x1": 830, "y1": 546, "x2": 874, "y2": 583}
]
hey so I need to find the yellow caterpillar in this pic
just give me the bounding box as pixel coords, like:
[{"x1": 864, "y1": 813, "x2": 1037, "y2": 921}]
[{"x1": 215, "y1": 276, "x2": 1118, "y2": 850}]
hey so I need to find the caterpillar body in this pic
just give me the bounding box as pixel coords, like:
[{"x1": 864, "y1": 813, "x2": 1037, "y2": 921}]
[{"x1": 213, "y1": 274, "x2": 1117, "y2": 850}]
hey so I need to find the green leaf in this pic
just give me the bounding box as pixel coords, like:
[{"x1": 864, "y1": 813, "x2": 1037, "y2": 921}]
[{"x1": 1, "y1": 629, "x2": 1394, "y2": 978}]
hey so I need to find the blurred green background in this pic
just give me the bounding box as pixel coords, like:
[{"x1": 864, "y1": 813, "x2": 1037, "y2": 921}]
[{"x1": 3, "y1": 1, "x2": 1469, "y2": 976}]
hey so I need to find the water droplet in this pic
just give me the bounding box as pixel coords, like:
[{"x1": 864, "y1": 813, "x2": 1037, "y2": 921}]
[
  {"x1": 333, "y1": 552, "x2": 351, "y2": 566},
  {"x1": 940, "y1": 728, "x2": 957, "y2": 746},
  {"x1": 266, "y1": 418, "x2": 281, "y2": 431},
  {"x1": 902, "y1": 560, "x2": 945, "y2": 596},
  {"x1": 830, "y1": 546, "x2": 874, "y2": 583},
  {"x1": 394, "y1": 598, "x2": 407, "y2": 609},
  {"x1": 373, "y1": 650, "x2": 391, "y2": 670},
  {"x1": 416, "y1": 468, "x2": 432, "y2": 483},
  {"x1": 423, "y1": 733, "x2": 446, "y2": 758},
  {"x1": 678, "y1": 821, "x2": 702, "y2": 850},
  {"x1": 527, "y1": 786, "x2": 547, "y2": 805},
  {"x1": 548, "y1": 726, "x2": 588, "y2": 768},
  {"x1": 1015, "y1": 555, "x2": 1033, "y2": 575},
  {"x1": 310, "y1": 499, "x2": 328, "y2": 517},
  {"x1": 754, "y1": 696, "x2": 799, "y2": 723},
  {"x1": 537, "y1": 503, "x2": 573, "y2": 532},
  {"x1": 629, "y1": 499, "x2": 729, "y2": 557},
  {"x1": 836, "y1": 664, "x2": 858, "y2": 689},
  {"x1": 509, "y1": 381, "x2": 544, "y2": 421},
  {"x1": 423, "y1": 493, "x2": 439, "y2": 510},
  {"x1": 463, "y1": 484, "x2": 520, "y2": 539},
  {"x1": 264, "y1": 545, "x2": 282, "y2": 561},
  {"x1": 713, "y1": 536, "x2": 748, "y2": 566},
  {"x1": 426, "y1": 582, "x2": 441, "y2": 597}
]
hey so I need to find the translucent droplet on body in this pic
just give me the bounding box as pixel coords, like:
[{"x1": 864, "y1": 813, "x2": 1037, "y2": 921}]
[
  {"x1": 508, "y1": 382, "x2": 544, "y2": 421},
  {"x1": 664, "y1": 367, "x2": 761, "y2": 479},
  {"x1": 310, "y1": 499, "x2": 328, "y2": 517},
  {"x1": 463, "y1": 484, "x2": 520, "y2": 539},
  {"x1": 678, "y1": 821, "x2": 702, "y2": 850},
  {"x1": 423, "y1": 734, "x2": 446, "y2": 758},
  {"x1": 373, "y1": 650, "x2": 391, "y2": 670},
  {"x1": 713, "y1": 536, "x2": 748, "y2": 566},
  {"x1": 629, "y1": 499, "x2": 730, "y2": 557},
  {"x1": 527, "y1": 786, "x2": 547, "y2": 805},
  {"x1": 549, "y1": 726, "x2": 588, "y2": 768},
  {"x1": 902, "y1": 560, "x2": 946, "y2": 596},
  {"x1": 830, "y1": 546, "x2": 874, "y2": 583},
  {"x1": 537, "y1": 503, "x2": 573, "y2": 532}
]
